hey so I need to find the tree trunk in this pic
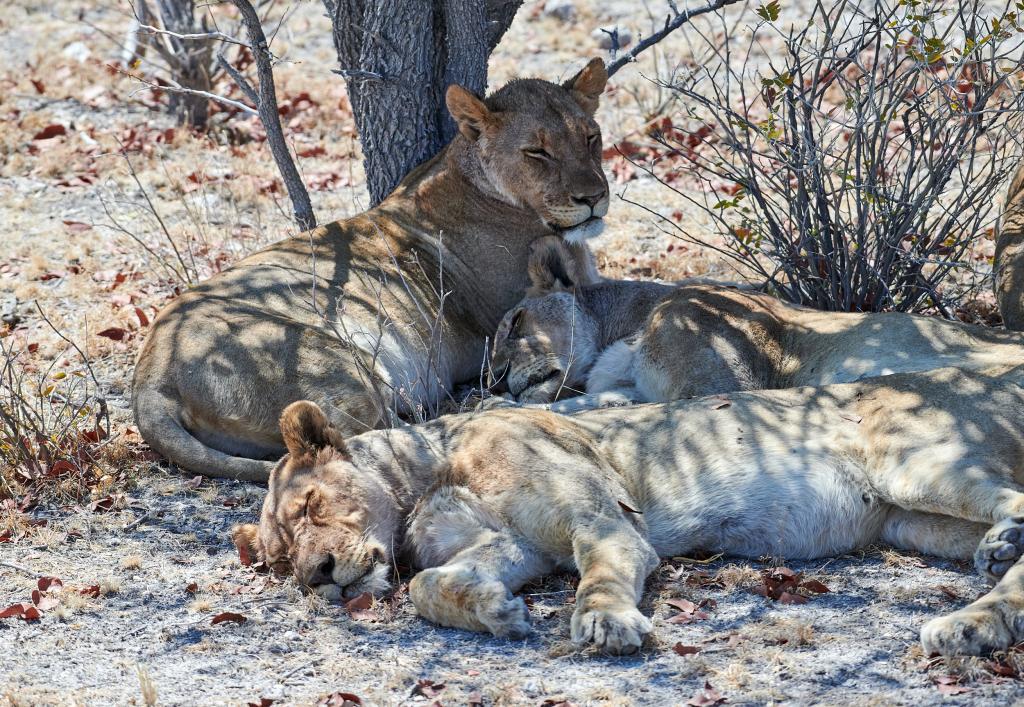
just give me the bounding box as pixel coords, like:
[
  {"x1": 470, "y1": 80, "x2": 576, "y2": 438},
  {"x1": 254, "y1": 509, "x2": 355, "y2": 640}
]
[{"x1": 322, "y1": 0, "x2": 522, "y2": 205}]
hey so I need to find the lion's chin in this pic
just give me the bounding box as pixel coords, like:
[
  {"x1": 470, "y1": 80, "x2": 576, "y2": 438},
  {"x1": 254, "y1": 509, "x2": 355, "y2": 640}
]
[{"x1": 560, "y1": 217, "x2": 605, "y2": 243}]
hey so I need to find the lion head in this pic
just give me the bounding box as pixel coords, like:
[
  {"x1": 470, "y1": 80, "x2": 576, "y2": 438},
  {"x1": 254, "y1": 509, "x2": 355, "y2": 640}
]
[
  {"x1": 446, "y1": 58, "x2": 610, "y2": 230},
  {"x1": 490, "y1": 237, "x2": 600, "y2": 402},
  {"x1": 232, "y1": 401, "x2": 399, "y2": 600}
]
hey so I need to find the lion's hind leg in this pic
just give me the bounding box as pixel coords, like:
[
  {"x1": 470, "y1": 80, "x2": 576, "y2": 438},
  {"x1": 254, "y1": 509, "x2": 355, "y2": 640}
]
[{"x1": 407, "y1": 486, "x2": 552, "y2": 638}]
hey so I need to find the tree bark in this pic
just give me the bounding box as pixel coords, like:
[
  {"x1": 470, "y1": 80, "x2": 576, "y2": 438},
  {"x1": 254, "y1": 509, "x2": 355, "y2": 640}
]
[{"x1": 322, "y1": 0, "x2": 522, "y2": 205}]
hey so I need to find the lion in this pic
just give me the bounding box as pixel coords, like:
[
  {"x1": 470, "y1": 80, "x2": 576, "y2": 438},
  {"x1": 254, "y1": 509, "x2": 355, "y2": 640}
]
[
  {"x1": 233, "y1": 366, "x2": 1024, "y2": 656},
  {"x1": 490, "y1": 237, "x2": 1024, "y2": 410},
  {"x1": 131, "y1": 59, "x2": 611, "y2": 482}
]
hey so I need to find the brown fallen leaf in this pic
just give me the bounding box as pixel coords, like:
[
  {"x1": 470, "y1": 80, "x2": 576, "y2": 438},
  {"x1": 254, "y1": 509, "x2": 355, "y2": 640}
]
[
  {"x1": 934, "y1": 675, "x2": 970, "y2": 696},
  {"x1": 317, "y1": 693, "x2": 362, "y2": 707},
  {"x1": 673, "y1": 643, "x2": 702, "y2": 656},
  {"x1": 936, "y1": 585, "x2": 959, "y2": 600},
  {"x1": 97, "y1": 327, "x2": 129, "y2": 341},
  {"x1": 412, "y1": 679, "x2": 445, "y2": 699},
  {"x1": 666, "y1": 598, "x2": 698, "y2": 614},
  {"x1": 0, "y1": 603, "x2": 40, "y2": 621},
  {"x1": 37, "y1": 577, "x2": 63, "y2": 592},
  {"x1": 247, "y1": 699, "x2": 274, "y2": 707},
  {"x1": 79, "y1": 585, "x2": 101, "y2": 598},
  {"x1": 800, "y1": 579, "x2": 830, "y2": 594},
  {"x1": 617, "y1": 500, "x2": 642, "y2": 514},
  {"x1": 134, "y1": 307, "x2": 150, "y2": 327},
  {"x1": 345, "y1": 592, "x2": 376, "y2": 621},
  {"x1": 687, "y1": 681, "x2": 726, "y2": 706},
  {"x1": 778, "y1": 591, "x2": 808, "y2": 605},
  {"x1": 33, "y1": 124, "x2": 66, "y2": 140},
  {"x1": 31, "y1": 590, "x2": 59, "y2": 612},
  {"x1": 185, "y1": 582, "x2": 198, "y2": 594},
  {"x1": 210, "y1": 611, "x2": 247, "y2": 625}
]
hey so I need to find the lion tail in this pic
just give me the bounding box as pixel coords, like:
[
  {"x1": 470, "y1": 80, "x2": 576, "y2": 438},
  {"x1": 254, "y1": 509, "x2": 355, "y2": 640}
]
[
  {"x1": 995, "y1": 160, "x2": 1024, "y2": 330},
  {"x1": 132, "y1": 385, "x2": 274, "y2": 483}
]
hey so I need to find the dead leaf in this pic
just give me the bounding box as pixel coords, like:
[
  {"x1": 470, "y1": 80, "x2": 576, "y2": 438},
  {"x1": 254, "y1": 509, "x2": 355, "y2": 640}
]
[
  {"x1": 97, "y1": 327, "x2": 129, "y2": 341},
  {"x1": 617, "y1": 500, "x2": 642, "y2": 514},
  {"x1": 210, "y1": 611, "x2": 247, "y2": 625},
  {"x1": 317, "y1": 693, "x2": 362, "y2": 707},
  {"x1": 412, "y1": 679, "x2": 445, "y2": 699},
  {"x1": 62, "y1": 220, "x2": 92, "y2": 233},
  {"x1": 345, "y1": 592, "x2": 376, "y2": 621},
  {"x1": 778, "y1": 591, "x2": 808, "y2": 605},
  {"x1": 936, "y1": 585, "x2": 959, "y2": 600},
  {"x1": 134, "y1": 307, "x2": 150, "y2": 327},
  {"x1": 30, "y1": 79, "x2": 45, "y2": 94},
  {"x1": 673, "y1": 643, "x2": 702, "y2": 656},
  {"x1": 687, "y1": 681, "x2": 726, "y2": 706},
  {"x1": 800, "y1": 579, "x2": 830, "y2": 594},
  {"x1": 667, "y1": 598, "x2": 698, "y2": 614},
  {"x1": 247, "y1": 700, "x2": 274, "y2": 707},
  {"x1": 236, "y1": 538, "x2": 252, "y2": 567},
  {"x1": 79, "y1": 585, "x2": 101, "y2": 598},
  {"x1": 31, "y1": 590, "x2": 59, "y2": 611},
  {"x1": 934, "y1": 675, "x2": 970, "y2": 696},
  {"x1": 185, "y1": 582, "x2": 198, "y2": 594},
  {"x1": 0, "y1": 603, "x2": 40, "y2": 621},
  {"x1": 32, "y1": 124, "x2": 66, "y2": 140},
  {"x1": 839, "y1": 412, "x2": 863, "y2": 424},
  {"x1": 468, "y1": 691, "x2": 484, "y2": 707},
  {"x1": 37, "y1": 577, "x2": 63, "y2": 592}
]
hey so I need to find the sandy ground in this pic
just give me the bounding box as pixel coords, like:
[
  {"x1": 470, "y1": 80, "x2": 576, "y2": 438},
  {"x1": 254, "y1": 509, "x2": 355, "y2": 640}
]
[{"x1": 1, "y1": 0, "x2": 1022, "y2": 704}]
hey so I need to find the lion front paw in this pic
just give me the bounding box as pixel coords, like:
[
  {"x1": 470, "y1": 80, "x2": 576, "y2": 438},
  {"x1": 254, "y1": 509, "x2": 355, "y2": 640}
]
[
  {"x1": 570, "y1": 604, "x2": 652, "y2": 655},
  {"x1": 975, "y1": 516, "x2": 1024, "y2": 583},
  {"x1": 409, "y1": 569, "x2": 531, "y2": 640},
  {"x1": 921, "y1": 606, "x2": 1016, "y2": 656}
]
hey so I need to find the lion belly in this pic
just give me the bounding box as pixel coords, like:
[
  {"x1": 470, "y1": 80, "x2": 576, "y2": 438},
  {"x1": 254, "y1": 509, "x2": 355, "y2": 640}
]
[{"x1": 636, "y1": 447, "x2": 890, "y2": 560}]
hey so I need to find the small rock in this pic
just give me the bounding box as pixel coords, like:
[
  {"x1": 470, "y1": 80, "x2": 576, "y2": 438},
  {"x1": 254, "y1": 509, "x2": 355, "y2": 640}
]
[
  {"x1": 592, "y1": 26, "x2": 634, "y2": 50},
  {"x1": 543, "y1": 0, "x2": 576, "y2": 22},
  {"x1": 283, "y1": 630, "x2": 300, "y2": 642},
  {"x1": 62, "y1": 41, "x2": 92, "y2": 63}
]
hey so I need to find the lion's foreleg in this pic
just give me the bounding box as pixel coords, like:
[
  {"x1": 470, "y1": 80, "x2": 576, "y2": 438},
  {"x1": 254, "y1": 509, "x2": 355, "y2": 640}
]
[
  {"x1": 880, "y1": 508, "x2": 986, "y2": 559},
  {"x1": 408, "y1": 529, "x2": 550, "y2": 638},
  {"x1": 921, "y1": 544, "x2": 1024, "y2": 656},
  {"x1": 569, "y1": 516, "x2": 659, "y2": 655}
]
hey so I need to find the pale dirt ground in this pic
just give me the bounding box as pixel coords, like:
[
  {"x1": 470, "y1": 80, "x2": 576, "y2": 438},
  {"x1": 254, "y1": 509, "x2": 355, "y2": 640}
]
[{"x1": 0, "y1": 1, "x2": 1022, "y2": 705}]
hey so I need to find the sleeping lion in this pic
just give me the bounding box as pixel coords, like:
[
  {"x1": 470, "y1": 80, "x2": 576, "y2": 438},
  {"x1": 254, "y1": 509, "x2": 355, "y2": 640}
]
[
  {"x1": 490, "y1": 237, "x2": 1024, "y2": 410},
  {"x1": 234, "y1": 366, "x2": 1024, "y2": 657}
]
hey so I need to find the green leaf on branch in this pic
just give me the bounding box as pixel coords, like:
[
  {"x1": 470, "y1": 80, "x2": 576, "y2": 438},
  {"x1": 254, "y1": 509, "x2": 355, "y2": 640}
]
[{"x1": 757, "y1": 0, "x2": 781, "y2": 22}]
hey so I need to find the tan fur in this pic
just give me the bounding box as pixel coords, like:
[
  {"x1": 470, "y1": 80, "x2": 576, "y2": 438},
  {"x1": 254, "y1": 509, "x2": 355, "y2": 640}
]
[
  {"x1": 241, "y1": 367, "x2": 1024, "y2": 656},
  {"x1": 492, "y1": 241, "x2": 1024, "y2": 407},
  {"x1": 995, "y1": 160, "x2": 1024, "y2": 330},
  {"x1": 133, "y1": 61, "x2": 611, "y2": 481}
]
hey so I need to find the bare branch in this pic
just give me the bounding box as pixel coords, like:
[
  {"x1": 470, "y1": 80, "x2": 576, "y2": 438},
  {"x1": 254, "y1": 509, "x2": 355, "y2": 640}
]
[
  {"x1": 229, "y1": 0, "x2": 316, "y2": 231},
  {"x1": 606, "y1": 0, "x2": 745, "y2": 78}
]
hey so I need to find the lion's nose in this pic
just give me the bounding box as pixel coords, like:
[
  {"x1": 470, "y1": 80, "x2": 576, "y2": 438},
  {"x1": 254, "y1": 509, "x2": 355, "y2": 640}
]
[
  {"x1": 307, "y1": 554, "x2": 335, "y2": 586},
  {"x1": 571, "y1": 189, "x2": 606, "y2": 208}
]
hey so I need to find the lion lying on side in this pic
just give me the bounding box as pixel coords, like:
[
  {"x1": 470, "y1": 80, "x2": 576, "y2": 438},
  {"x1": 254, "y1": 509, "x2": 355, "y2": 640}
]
[
  {"x1": 491, "y1": 238, "x2": 1024, "y2": 409},
  {"x1": 234, "y1": 366, "x2": 1024, "y2": 657}
]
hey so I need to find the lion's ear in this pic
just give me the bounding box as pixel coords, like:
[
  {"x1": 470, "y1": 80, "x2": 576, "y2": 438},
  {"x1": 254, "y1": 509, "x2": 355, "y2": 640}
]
[
  {"x1": 528, "y1": 236, "x2": 580, "y2": 296},
  {"x1": 279, "y1": 400, "x2": 348, "y2": 460},
  {"x1": 231, "y1": 523, "x2": 262, "y2": 564},
  {"x1": 563, "y1": 58, "x2": 608, "y2": 115},
  {"x1": 446, "y1": 85, "x2": 494, "y2": 141}
]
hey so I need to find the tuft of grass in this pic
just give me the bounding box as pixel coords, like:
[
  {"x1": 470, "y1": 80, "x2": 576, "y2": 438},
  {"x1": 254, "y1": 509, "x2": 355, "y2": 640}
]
[{"x1": 120, "y1": 555, "x2": 143, "y2": 571}]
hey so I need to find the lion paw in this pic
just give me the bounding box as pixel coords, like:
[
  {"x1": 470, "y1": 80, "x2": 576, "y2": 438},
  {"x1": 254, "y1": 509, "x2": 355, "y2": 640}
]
[
  {"x1": 975, "y1": 516, "x2": 1024, "y2": 583},
  {"x1": 474, "y1": 580, "x2": 531, "y2": 639},
  {"x1": 570, "y1": 604, "x2": 652, "y2": 655},
  {"x1": 921, "y1": 606, "x2": 1017, "y2": 656}
]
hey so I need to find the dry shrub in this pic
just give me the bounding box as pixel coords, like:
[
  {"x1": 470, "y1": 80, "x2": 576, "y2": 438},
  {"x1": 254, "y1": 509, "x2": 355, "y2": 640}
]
[{"x1": 643, "y1": 0, "x2": 1024, "y2": 315}]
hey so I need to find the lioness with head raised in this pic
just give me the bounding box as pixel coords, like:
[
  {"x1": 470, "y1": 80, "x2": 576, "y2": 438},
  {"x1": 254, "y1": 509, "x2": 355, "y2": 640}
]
[
  {"x1": 490, "y1": 238, "x2": 1024, "y2": 410},
  {"x1": 234, "y1": 366, "x2": 1024, "y2": 656},
  {"x1": 132, "y1": 60, "x2": 611, "y2": 482}
]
